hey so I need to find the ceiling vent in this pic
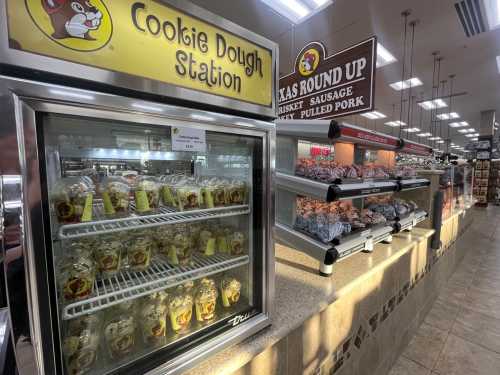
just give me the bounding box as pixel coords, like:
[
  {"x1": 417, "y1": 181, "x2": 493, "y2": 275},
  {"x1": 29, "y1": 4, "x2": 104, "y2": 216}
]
[{"x1": 455, "y1": 0, "x2": 487, "y2": 37}]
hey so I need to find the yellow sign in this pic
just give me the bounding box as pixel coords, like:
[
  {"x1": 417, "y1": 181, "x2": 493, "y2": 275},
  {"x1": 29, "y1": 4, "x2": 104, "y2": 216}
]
[{"x1": 7, "y1": 0, "x2": 273, "y2": 107}]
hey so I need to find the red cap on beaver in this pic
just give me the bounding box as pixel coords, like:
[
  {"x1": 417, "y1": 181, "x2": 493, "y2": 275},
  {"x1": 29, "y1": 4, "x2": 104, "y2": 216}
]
[{"x1": 42, "y1": 0, "x2": 66, "y2": 14}]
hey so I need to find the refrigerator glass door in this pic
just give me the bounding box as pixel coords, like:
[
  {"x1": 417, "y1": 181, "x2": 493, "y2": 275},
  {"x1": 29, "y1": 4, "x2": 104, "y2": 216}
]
[{"x1": 37, "y1": 111, "x2": 265, "y2": 375}]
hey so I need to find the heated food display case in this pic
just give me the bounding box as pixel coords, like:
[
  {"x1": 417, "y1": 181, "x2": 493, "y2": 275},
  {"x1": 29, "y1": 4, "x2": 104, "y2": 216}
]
[
  {"x1": 0, "y1": 0, "x2": 277, "y2": 373},
  {"x1": 275, "y1": 120, "x2": 431, "y2": 275}
]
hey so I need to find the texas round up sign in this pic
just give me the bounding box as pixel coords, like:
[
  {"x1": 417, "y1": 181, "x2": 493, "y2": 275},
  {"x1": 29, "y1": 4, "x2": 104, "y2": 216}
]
[{"x1": 279, "y1": 38, "x2": 376, "y2": 120}]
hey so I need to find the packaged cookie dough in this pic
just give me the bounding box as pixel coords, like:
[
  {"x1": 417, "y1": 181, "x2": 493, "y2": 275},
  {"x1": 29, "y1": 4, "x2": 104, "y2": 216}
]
[
  {"x1": 58, "y1": 252, "x2": 95, "y2": 303},
  {"x1": 102, "y1": 177, "x2": 130, "y2": 217},
  {"x1": 135, "y1": 177, "x2": 160, "y2": 213},
  {"x1": 140, "y1": 300, "x2": 168, "y2": 345},
  {"x1": 226, "y1": 180, "x2": 247, "y2": 205},
  {"x1": 177, "y1": 185, "x2": 202, "y2": 211},
  {"x1": 128, "y1": 236, "x2": 153, "y2": 272},
  {"x1": 169, "y1": 229, "x2": 193, "y2": 266},
  {"x1": 52, "y1": 177, "x2": 94, "y2": 224},
  {"x1": 229, "y1": 232, "x2": 246, "y2": 256},
  {"x1": 62, "y1": 314, "x2": 100, "y2": 375},
  {"x1": 194, "y1": 278, "x2": 218, "y2": 323},
  {"x1": 198, "y1": 229, "x2": 216, "y2": 256},
  {"x1": 220, "y1": 277, "x2": 242, "y2": 308},
  {"x1": 103, "y1": 307, "x2": 136, "y2": 359},
  {"x1": 95, "y1": 238, "x2": 122, "y2": 278},
  {"x1": 169, "y1": 287, "x2": 193, "y2": 333}
]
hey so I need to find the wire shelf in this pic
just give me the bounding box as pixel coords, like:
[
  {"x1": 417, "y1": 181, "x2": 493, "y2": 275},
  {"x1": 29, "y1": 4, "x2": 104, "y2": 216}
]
[
  {"x1": 57, "y1": 204, "x2": 250, "y2": 240},
  {"x1": 62, "y1": 253, "x2": 249, "y2": 320}
]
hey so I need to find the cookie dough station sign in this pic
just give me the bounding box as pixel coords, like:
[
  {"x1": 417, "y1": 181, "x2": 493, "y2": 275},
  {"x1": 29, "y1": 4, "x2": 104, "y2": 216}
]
[
  {"x1": 279, "y1": 38, "x2": 376, "y2": 120},
  {"x1": 6, "y1": 0, "x2": 273, "y2": 108}
]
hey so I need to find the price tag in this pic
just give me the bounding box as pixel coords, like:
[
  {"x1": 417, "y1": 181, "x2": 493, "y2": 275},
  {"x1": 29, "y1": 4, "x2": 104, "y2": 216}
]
[{"x1": 171, "y1": 127, "x2": 206, "y2": 152}]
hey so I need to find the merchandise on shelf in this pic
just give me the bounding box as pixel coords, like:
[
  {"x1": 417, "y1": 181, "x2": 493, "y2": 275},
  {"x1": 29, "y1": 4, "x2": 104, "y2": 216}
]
[
  {"x1": 365, "y1": 195, "x2": 418, "y2": 221},
  {"x1": 52, "y1": 177, "x2": 95, "y2": 224},
  {"x1": 101, "y1": 177, "x2": 131, "y2": 217},
  {"x1": 220, "y1": 277, "x2": 242, "y2": 308},
  {"x1": 294, "y1": 198, "x2": 388, "y2": 243},
  {"x1": 194, "y1": 278, "x2": 218, "y2": 323},
  {"x1": 295, "y1": 158, "x2": 392, "y2": 182},
  {"x1": 62, "y1": 314, "x2": 100, "y2": 375},
  {"x1": 58, "y1": 248, "x2": 96, "y2": 303},
  {"x1": 103, "y1": 301, "x2": 137, "y2": 359}
]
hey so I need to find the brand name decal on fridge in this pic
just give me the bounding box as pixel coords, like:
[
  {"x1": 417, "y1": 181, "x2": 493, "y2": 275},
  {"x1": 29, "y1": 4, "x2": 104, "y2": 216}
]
[{"x1": 228, "y1": 311, "x2": 254, "y2": 327}]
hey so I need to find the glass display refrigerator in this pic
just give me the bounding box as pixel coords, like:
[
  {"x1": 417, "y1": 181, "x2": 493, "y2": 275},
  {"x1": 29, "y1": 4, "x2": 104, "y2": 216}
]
[
  {"x1": 0, "y1": 1, "x2": 277, "y2": 374},
  {"x1": 0, "y1": 77, "x2": 275, "y2": 375}
]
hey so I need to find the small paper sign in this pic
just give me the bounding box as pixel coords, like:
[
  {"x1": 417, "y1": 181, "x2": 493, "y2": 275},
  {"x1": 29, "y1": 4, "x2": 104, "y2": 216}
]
[{"x1": 171, "y1": 127, "x2": 206, "y2": 152}]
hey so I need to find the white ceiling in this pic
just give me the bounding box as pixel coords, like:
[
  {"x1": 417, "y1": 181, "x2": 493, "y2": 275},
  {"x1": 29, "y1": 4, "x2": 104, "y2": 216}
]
[{"x1": 190, "y1": 0, "x2": 500, "y2": 148}]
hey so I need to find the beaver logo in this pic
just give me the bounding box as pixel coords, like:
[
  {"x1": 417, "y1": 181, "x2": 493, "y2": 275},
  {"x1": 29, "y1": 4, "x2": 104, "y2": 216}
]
[
  {"x1": 298, "y1": 48, "x2": 320, "y2": 76},
  {"x1": 26, "y1": 0, "x2": 112, "y2": 51}
]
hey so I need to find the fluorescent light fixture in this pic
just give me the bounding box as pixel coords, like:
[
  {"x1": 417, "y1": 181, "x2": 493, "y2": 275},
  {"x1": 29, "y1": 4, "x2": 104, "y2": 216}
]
[
  {"x1": 261, "y1": 0, "x2": 332, "y2": 24},
  {"x1": 417, "y1": 132, "x2": 432, "y2": 137},
  {"x1": 361, "y1": 111, "x2": 387, "y2": 119},
  {"x1": 484, "y1": 0, "x2": 500, "y2": 30},
  {"x1": 384, "y1": 120, "x2": 406, "y2": 127},
  {"x1": 471, "y1": 138, "x2": 479, "y2": 141},
  {"x1": 132, "y1": 103, "x2": 163, "y2": 112},
  {"x1": 49, "y1": 89, "x2": 95, "y2": 101},
  {"x1": 458, "y1": 128, "x2": 475, "y2": 133},
  {"x1": 191, "y1": 114, "x2": 215, "y2": 122},
  {"x1": 436, "y1": 112, "x2": 460, "y2": 120},
  {"x1": 429, "y1": 136, "x2": 442, "y2": 141},
  {"x1": 436, "y1": 140, "x2": 445, "y2": 144},
  {"x1": 465, "y1": 134, "x2": 476, "y2": 138},
  {"x1": 418, "y1": 99, "x2": 448, "y2": 110},
  {"x1": 449, "y1": 121, "x2": 469, "y2": 128},
  {"x1": 472, "y1": 133, "x2": 480, "y2": 136},
  {"x1": 377, "y1": 43, "x2": 397, "y2": 68},
  {"x1": 389, "y1": 77, "x2": 423, "y2": 91},
  {"x1": 406, "y1": 127, "x2": 421, "y2": 133}
]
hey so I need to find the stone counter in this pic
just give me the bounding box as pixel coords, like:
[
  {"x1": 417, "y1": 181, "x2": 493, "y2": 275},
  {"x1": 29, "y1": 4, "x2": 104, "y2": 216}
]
[{"x1": 185, "y1": 208, "x2": 474, "y2": 375}]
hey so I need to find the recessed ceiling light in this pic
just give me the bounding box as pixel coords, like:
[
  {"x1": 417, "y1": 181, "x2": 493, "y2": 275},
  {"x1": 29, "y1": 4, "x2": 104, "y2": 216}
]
[
  {"x1": 261, "y1": 0, "x2": 332, "y2": 24},
  {"x1": 389, "y1": 77, "x2": 423, "y2": 91},
  {"x1": 436, "y1": 112, "x2": 460, "y2": 120},
  {"x1": 465, "y1": 134, "x2": 476, "y2": 138},
  {"x1": 418, "y1": 99, "x2": 448, "y2": 110},
  {"x1": 384, "y1": 120, "x2": 406, "y2": 127},
  {"x1": 471, "y1": 137, "x2": 479, "y2": 141},
  {"x1": 472, "y1": 133, "x2": 480, "y2": 136},
  {"x1": 458, "y1": 128, "x2": 475, "y2": 133},
  {"x1": 361, "y1": 111, "x2": 387, "y2": 119},
  {"x1": 417, "y1": 132, "x2": 432, "y2": 137},
  {"x1": 484, "y1": 0, "x2": 500, "y2": 30},
  {"x1": 377, "y1": 43, "x2": 397, "y2": 68},
  {"x1": 449, "y1": 121, "x2": 469, "y2": 128},
  {"x1": 406, "y1": 127, "x2": 421, "y2": 133},
  {"x1": 436, "y1": 140, "x2": 445, "y2": 144},
  {"x1": 429, "y1": 136, "x2": 442, "y2": 141}
]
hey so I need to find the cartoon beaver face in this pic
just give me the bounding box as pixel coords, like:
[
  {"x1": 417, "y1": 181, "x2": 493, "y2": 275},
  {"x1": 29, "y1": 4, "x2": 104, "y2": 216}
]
[
  {"x1": 42, "y1": 0, "x2": 103, "y2": 40},
  {"x1": 301, "y1": 52, "x2": 316, "y2": 73}
]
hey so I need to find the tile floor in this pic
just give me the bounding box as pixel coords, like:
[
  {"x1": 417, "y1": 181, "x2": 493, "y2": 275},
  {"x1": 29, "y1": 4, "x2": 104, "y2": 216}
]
[{"x1": 389, "y1": 207, "x2": 500, "y2": 375}]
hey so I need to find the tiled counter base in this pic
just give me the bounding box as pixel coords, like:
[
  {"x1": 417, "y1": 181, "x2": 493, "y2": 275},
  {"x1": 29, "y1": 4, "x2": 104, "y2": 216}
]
[{"x1": 185, "y1": 208, "x2": 474, "y2": 375}]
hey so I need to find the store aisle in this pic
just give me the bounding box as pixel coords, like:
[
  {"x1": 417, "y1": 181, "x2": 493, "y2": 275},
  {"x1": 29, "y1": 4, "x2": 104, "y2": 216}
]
[{"x1": 389, "y1": 207, "x2": 500, "y2": 375}]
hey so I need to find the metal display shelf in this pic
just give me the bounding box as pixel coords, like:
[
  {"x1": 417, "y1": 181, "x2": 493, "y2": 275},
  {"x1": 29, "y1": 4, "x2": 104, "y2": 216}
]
[
  {"x1": 58, "y1": 204, "x2": 250, "y2": 240},
  {"x1": 276, "y1": 172, "x2": 399, "y2": 201},
  {"x1": 398, "y1": 178, "x2": 431, "y2": 191},
  {"x1": 62, "y1": 253, "x2": 249, "y2": 320},
  {"x1": 275, "y1": 223, "x2": 393, "y2": 276},
  {"x1": 396, "y1": 210, "x2": 428, "y2": 232}
]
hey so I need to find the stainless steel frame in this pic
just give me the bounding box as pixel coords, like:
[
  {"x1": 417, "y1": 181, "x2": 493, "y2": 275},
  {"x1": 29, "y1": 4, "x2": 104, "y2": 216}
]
[
  {"x1": 0, "y1": 0, "x2": 279, "y2": 119},
  {"x1": 0, "y1": 75, "x2": 275, "y2": 375}
]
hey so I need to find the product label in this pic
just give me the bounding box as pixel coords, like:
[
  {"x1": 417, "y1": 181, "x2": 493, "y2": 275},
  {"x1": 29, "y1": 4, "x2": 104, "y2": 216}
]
[{"x1": 171, "y1": 127, "x2": 206, "y2": 152}]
